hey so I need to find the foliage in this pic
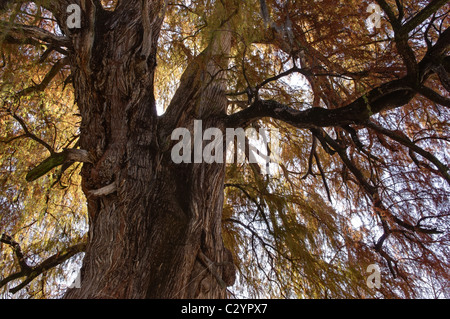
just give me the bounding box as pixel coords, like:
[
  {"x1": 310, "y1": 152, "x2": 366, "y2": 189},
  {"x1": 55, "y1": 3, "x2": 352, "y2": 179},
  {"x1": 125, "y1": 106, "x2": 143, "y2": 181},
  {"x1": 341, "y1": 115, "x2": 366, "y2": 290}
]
[{"x1": 1, "y1": 0, "x2": 449, "y2": 298}]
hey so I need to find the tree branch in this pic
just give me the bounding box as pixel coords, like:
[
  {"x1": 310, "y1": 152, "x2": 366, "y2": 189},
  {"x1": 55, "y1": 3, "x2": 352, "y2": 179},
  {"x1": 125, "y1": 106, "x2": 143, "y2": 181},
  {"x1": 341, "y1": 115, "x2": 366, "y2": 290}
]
[
  {"x1": 26, "y1": 148, "x2": 93, "y2": 182},
  {"x1": 227, "y1": 27, "x2": 449, "y2": 130},
  {"x1": 417, "y1": 85, "x2": 450, "y2": 107},
  {"x1": 226, "y1": 77, "x2": 413, "y2": 129},
  {"x1": 0, "y1": 234, "x2": 31, "y2": 274},
  {"x1": 365, "y1": 121, "x2": 450, "y2": 185},
  {"x1": 313, "y1": 151, "x2": 332, "y2": 202},
  {"x1": 0, "y1": 21, "x2": 72, "y2": 49},
  {"x1": 15, "y1": 57, "x2": 69, "y2": 97},
  {"x1": 431, "y1": 64, "x2": 450, "y2": 93},
  {"x1": 1, "y1": 239, "x2": 86, "y2": 294},
  {"x1": 376, "y1": 0, "x2": 401, "y2": 28},
  {"x1": 376, "y1": 1, "x2": 418, "y2": 75},
  {"x1": 197, "y1": 251, "x2": 227, "y2": 289},
  {"x1": 302, "y1": 135, "x2": 317, "y2": 179},
  {"x1": 402, "y1": 0, "x2": 449, "y2": 34},
  {"x1": 9, "y1": 111, "x2": 54, "y2": 154},
  {"x1": 1, "y1": 234, "x2": 87, "y2": 294},
  {"x1": 313, "y1": 128, "x2": 446, "y2": 237}
]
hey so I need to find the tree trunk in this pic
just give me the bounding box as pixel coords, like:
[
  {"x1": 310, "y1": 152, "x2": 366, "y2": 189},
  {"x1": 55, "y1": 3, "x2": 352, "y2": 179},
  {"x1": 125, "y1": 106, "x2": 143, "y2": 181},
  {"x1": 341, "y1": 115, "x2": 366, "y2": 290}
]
[{"x1": 63, "y1": 2, "x2": 235, "y2": 299}]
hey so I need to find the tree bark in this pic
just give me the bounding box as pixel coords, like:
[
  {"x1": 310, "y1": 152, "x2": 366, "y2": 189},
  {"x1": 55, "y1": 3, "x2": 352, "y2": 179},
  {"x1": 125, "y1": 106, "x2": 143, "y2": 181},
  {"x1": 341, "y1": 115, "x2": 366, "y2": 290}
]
[{"x1": 63, "y1": 1, "x2": 235, "y2": 299}]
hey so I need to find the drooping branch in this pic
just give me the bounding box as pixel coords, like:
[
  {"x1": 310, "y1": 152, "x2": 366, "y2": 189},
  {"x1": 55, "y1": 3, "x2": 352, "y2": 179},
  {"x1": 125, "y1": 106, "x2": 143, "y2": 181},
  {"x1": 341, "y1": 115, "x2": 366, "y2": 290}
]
[
  {"x1": 15, "y1": 57, "x2": 69, "y2": 98},
  {"x1": 304, "y1": 128, "x2": 444, "y2": 280},
  {"x1": 9, "y1": 111, "x2": 54, "y2": 154},
  {"x1": 0, "y1": 234, "x2": 31, "y2": 274},
  {"x1": 365, "y1": 121, "x2": 450, "y2": 185},
  {"x1": 312, "y1": 128, "x2": 445, "y2": 236},
  {"x1": 301, "y1": 135, "x2": 317, "y2": 179},
  {"x1": 225, "y1": 217, "x2": 278, "y2": 259},
  {"x1": 225, "y1": 183, "x2": 267, "y2": 226},
  {"x1": 0, "y1": 234, "x2": 86, "y2": 294},
  {"x1": 313, "y1": 151, "x2": 332, "y2": 203},
  {"x1": 312, "y1": 128, "x2": 377, "y2": 196},
  {"x1": 242, "y1": 2, "x2": 450, "y2": 285}
]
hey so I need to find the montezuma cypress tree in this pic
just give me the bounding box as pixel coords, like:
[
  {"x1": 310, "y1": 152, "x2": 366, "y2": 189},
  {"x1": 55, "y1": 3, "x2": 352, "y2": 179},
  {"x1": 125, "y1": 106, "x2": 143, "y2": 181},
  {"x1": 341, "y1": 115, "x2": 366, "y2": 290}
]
[{"x1": 0, "y1": 0, "x2": 449, "y2": 299}]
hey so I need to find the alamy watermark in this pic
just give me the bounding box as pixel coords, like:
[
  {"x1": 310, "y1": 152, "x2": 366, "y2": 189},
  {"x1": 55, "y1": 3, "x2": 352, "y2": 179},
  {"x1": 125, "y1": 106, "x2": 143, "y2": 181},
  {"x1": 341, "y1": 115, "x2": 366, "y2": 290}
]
[
  {"x1": 171, "y1": 120, "x2": 281, "y2": 174},
  {"x1": 66, "y1": 2, "x2": 383, "y2": 31},
  {"x1": 67, "y1": 4, "x2": 81, "y2": 29},
  {"x1": 366, "y1": 264, "x2": 381, "y2": 289},
  {"x1": 366, "y1": 3, "x2": 383, "y2": 30}
]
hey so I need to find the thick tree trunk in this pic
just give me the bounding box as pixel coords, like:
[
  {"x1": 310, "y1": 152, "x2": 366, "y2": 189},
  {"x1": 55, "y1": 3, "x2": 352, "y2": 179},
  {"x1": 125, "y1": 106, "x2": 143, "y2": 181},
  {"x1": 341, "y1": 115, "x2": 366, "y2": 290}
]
[{"x1": 63, "y1": 2, "x2": 235, "y2": 299}]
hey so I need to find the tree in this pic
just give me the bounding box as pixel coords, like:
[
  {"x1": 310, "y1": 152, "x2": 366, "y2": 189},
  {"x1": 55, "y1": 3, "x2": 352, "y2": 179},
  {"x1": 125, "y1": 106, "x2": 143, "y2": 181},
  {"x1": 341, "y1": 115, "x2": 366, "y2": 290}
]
[{"x1": 0, "y1": 0, "x2": 449, "y2": 299}]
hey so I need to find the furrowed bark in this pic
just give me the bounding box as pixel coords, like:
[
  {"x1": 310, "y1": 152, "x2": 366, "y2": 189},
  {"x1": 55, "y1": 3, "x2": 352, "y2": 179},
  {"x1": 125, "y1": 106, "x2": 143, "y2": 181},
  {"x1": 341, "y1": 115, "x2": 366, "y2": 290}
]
[{"x1": 62, "y1": 0, "x2": 235, "y2": 299}]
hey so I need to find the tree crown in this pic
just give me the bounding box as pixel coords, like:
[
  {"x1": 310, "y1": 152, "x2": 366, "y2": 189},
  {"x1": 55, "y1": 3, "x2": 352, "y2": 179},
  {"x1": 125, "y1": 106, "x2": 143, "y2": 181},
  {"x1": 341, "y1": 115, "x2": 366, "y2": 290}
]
[{"x1": 1, "y1": 0, "x2": 449, "y2": 298}]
